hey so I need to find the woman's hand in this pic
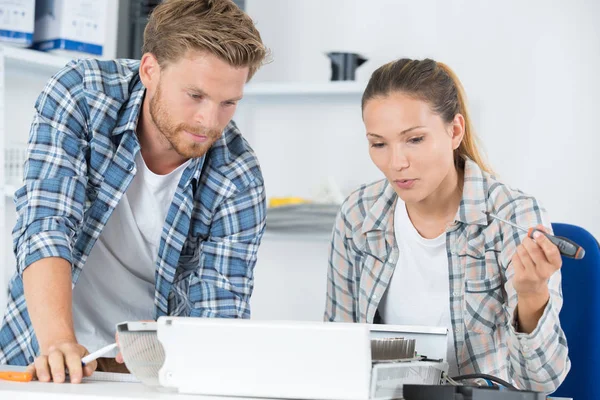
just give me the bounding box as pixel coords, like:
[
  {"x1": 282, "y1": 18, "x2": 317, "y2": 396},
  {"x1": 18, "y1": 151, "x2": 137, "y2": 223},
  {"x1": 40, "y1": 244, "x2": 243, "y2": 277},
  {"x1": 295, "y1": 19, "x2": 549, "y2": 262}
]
[{"x1": 511, "y1": 224, "x2": 562, "y2": 333}]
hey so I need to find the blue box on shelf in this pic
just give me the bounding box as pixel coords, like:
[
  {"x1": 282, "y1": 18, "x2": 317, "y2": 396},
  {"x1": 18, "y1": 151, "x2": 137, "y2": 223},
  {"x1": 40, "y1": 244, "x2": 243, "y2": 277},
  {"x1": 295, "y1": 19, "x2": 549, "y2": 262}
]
[{"x1": 0, "y1": 0, "x2": 35, "y2": 47}]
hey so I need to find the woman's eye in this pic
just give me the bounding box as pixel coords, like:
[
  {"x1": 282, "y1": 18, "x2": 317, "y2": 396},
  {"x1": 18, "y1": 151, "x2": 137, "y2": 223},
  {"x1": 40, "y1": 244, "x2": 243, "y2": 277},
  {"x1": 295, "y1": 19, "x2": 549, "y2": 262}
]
[
  {"x1": 370, "y1": 143, "x2": 385, "y2": 148},
  {"x1": 408, "y1": 136, "x2": 424, "y2": 144}
]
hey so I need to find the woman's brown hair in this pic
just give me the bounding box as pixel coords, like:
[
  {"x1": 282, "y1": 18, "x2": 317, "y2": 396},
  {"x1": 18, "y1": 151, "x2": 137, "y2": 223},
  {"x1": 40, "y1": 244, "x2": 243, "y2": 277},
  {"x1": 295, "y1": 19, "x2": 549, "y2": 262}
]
[{"x1": 362, "y1": 58, "x2": 491, "y2": 172}]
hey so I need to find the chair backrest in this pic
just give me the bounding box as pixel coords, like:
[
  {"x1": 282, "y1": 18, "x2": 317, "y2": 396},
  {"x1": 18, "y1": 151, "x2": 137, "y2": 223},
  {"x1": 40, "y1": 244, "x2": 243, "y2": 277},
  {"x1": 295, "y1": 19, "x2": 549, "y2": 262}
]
[{"x1": 551, "y1": 223, "x2": 600, "y2": 399}]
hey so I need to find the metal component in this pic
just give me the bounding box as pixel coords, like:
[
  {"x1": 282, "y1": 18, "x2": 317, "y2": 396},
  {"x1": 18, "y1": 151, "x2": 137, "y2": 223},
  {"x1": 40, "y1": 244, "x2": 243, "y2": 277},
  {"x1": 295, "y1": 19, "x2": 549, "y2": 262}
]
[
  {"x1": 486, "y1": 212, "x2": 586, "y2": 259},
  {"x1": 371, "y1": 338, "x2": 416, "y2": 362},
  {"x1": 116, "y1": 321, "x2": 164, "y2": 387},
  {"x1": 486, "y1": 213, "x2": 527, "y2": 233}
]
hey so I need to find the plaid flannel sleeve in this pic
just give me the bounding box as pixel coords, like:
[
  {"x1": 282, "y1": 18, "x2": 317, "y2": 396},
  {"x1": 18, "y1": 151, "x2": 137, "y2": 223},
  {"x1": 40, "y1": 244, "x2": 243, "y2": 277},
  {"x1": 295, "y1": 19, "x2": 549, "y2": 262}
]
[
  {"x1": 325, "y1": 203, "x2": 358, "y2": 322},
  {"x1": 184, "y1": 177, "x2": 266, "y2": 318},
  {"x1": 12, "y1": 62, "x2": 88, "y2": 274},
  {"x1": 499, "y1": 195, "x2": 571, "y2": 393}
]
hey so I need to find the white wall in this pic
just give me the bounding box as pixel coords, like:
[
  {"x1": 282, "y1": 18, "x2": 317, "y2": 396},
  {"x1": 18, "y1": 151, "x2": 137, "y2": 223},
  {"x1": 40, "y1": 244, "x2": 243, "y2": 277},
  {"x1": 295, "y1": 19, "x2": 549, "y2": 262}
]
[
  {"x1": 245, "y1": 0, "x2": 600, "y2": 231},
  {"x1": 251, "y1": 234, "x2": 330, "y2": 321},
  {"x1": 244, "y1": 0, "x2": 600, "y2": 320},
  {"x1": 0, "y1": 64, "x2": 54, "y2": 316}
]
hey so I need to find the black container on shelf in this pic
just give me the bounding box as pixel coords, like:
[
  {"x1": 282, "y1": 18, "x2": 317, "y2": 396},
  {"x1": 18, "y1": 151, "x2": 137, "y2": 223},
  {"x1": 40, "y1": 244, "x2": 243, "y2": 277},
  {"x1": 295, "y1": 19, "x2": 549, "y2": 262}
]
[
  {"x1": 128, "y1": 0, "x2": 246, "y2": 60},
  {"x1": 326, "y1": 52, "x2": 368, "y2": 81},
  {"x1": 128, "y1": 0, "x2": 162, "y2": 60}
]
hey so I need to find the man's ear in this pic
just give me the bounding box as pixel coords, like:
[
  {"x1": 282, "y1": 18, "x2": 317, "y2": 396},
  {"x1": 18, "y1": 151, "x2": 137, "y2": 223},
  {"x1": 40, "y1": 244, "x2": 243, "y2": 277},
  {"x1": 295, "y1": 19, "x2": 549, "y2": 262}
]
[{"x1": 139, "y1": 53, "x2": 161, "y2": 90}]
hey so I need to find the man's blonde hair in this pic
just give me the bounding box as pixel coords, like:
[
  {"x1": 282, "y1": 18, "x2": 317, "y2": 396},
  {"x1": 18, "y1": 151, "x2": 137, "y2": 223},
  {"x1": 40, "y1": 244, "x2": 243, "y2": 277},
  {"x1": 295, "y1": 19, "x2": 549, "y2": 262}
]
[{"x1": 143, "y1": 0, "x2": 267, "y2": 80}]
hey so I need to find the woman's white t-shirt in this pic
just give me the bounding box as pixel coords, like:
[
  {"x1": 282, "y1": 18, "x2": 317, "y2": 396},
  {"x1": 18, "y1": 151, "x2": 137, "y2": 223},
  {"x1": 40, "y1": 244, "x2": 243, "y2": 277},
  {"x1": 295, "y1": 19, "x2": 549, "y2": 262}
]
[{"x1": 379, "y1": 199, "x2": 459, "y2": 376}]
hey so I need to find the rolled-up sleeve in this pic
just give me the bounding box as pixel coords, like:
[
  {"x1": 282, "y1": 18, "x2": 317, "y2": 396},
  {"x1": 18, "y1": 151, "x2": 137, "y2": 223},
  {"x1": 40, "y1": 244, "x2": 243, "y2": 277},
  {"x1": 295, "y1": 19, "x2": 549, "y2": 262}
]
[
  {"x1": 12, "y1": 62, "x2": 89, "y2": 275},
  {"x1": 499, "y1": 195, "x2": 570, "y2": 392}
]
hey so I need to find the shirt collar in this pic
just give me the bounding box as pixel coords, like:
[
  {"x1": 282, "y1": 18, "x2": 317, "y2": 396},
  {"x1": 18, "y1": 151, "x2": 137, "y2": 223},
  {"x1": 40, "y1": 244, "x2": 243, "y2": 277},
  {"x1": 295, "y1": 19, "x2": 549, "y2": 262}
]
[
  {"x1": 111, "y1": 75, "x2": 146, "y2": 137},
  {"x1": 360, "y1": 157, "x2": 490, "y2": 234},
  {"x1": 454, "y1": 157, "x2": 489, "y2": 226},
  {"x1": 361, "y1": 180, "x2": 398, "y2": 234}
]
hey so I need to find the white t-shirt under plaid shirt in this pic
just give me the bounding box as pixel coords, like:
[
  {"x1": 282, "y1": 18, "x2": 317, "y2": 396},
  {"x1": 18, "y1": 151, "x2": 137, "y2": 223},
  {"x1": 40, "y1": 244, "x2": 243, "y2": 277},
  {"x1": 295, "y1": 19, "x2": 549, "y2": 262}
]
[{"x1": 379, "y1": 199, "x2": 459, "y2": 377}]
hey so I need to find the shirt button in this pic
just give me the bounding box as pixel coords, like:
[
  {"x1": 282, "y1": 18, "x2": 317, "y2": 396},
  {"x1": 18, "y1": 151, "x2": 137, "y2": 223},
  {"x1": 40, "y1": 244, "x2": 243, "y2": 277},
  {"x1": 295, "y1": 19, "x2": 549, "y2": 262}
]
[
  {"x1": 126, "y1": 162, "x2": 134, "y2": 172},
  {"x1": 372, "y1": 294, "x2": 378, "y2": 299},
  {"x1": 28, "y1": 356, "x2": 34, "y2": 363},
  {"x1": 74, "y1": 251, "x2": 82, "y2": 257},
  {"x1": 452, "y1": 291, "x2": 460, "y2": 297},
  {"x1": 103, "y1": 204, "x2": 110, "y2": 212},
  {"x1": 523, "y1": 345, "x2": 530, "y2": 351},
  {"x1": 86, "y1": 188, "x2": 98, "y2": 199}
]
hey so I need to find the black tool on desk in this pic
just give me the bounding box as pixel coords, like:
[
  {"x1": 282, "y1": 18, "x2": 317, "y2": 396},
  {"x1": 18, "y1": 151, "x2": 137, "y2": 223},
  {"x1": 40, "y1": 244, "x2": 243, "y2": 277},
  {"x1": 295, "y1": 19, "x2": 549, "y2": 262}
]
[
  {"x1": 403, "y1": 384, "x2": 546, "y2": 400},
  {"x1": 486, "y1": 212, "x2": 585, "y2": 260}
]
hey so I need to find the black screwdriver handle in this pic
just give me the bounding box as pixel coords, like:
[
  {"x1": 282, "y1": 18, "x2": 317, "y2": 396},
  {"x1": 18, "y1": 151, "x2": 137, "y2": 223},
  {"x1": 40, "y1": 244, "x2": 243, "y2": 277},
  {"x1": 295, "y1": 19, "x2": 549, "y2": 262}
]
[{"x1": 528, "y1": 228, "x2": 585, "y2": 260}]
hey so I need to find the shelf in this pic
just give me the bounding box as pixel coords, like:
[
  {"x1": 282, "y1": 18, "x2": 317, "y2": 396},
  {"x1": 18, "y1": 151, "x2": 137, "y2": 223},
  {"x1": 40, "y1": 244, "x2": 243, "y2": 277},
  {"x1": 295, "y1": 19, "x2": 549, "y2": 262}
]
[
  {"x1": 262, "y1": 230, "x2": 331, "y2": 241},
  {"x1": 244, "y1": 81, "x2": 366, "y2": 96},
  {"x1": 3, "y1": 184, "x2": 17, "y2": 199},
  {"x1": 0, "y1": 45, "x2": 73, "y2": 71},
  {"x1": 0, "y1": 45, "x2": 365, "y2": 96},
  {"x1": 266, "y1": 203, "x2": 339, "y2": 235}
]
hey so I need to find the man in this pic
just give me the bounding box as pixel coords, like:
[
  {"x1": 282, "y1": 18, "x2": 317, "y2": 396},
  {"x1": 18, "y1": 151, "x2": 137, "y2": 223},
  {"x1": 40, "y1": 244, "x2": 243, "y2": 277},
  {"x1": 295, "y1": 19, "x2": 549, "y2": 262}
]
[{"x1": 0, "y1": 0, "x2": 268, "y2": 383}]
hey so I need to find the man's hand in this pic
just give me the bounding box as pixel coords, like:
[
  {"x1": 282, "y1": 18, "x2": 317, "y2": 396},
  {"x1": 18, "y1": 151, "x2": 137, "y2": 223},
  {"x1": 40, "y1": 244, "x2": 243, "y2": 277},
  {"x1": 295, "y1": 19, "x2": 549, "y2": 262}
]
[
  {"x1": 26, "y1": 340, "x2": 97, "y2": 383},
  {"x1": 511, "y1": 224, "x2": 562, "y2": 333},
  {"x1": 22, "y1": 257, "x2": 88, "y2": 382}
]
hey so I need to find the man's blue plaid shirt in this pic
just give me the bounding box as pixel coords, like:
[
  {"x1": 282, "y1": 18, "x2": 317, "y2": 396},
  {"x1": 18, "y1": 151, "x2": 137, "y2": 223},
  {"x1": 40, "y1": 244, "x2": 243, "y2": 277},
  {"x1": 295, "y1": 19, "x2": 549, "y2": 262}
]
[{"x1": 0, "y1": 58, "x2": 266, "y2": 365}]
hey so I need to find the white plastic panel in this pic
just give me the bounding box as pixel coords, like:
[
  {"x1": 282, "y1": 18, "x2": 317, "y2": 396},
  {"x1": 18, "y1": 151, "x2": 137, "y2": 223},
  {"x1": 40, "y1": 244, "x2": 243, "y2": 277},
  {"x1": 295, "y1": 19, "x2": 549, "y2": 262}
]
[{"x1": 157, "y1": 318, "x2": 372, "y2": 400}]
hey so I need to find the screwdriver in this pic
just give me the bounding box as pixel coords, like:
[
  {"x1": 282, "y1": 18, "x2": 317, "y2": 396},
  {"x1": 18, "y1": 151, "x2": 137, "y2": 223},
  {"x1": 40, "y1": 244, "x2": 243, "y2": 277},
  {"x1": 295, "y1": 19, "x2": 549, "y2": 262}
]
[{"x1": 486, "y1": 213, "x2": 585, "y2": 260}]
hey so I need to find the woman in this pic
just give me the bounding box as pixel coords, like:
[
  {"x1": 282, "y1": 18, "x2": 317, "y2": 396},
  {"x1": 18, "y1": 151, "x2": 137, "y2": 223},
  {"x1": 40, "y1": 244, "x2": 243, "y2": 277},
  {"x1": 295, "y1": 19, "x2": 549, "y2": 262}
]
[{"x1": 325, "y1": 58, "x2": 570, "y2": 392}]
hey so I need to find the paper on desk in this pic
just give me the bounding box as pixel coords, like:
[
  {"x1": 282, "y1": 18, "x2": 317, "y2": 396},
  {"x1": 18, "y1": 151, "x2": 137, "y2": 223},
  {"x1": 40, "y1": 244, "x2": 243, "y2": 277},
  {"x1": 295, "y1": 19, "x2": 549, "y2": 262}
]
[{"x1": 83, "y1": 371, "x2": 139, "y2": 383}]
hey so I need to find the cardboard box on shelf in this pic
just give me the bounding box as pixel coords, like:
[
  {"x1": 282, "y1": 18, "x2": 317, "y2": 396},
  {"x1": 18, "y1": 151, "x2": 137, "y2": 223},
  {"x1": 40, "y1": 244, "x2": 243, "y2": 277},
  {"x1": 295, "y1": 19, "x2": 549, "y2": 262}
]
[
  {"x1": 0, "y1": 0, "x2": 35, "y2": 47},
  {"x1": 32, "y1": 0, "x2": 122, "y2": 58}
]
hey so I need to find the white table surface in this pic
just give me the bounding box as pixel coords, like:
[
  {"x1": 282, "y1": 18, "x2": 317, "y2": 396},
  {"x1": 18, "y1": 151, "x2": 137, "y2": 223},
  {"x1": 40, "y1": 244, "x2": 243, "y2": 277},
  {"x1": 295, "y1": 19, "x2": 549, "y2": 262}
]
[
  {"x1": 0, "y1": 365, "x2": 573, "y2": 400},
  {"x1": 0, "y1": 364, "x2": 263, "y2": 399},
  {"x1": 0, "y1": 379, "x2": 278, "y2": 399},
  {"x1": 0, "y1": 380, "x2": 575, "y2": 400}
]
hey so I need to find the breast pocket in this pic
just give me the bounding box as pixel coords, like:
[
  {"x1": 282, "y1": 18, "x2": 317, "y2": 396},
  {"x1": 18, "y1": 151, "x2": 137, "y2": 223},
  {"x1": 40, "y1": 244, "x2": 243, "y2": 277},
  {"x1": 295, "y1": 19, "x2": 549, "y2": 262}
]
[{"x1": 464, "y1": 273, "x2": 505, "y2": 335}]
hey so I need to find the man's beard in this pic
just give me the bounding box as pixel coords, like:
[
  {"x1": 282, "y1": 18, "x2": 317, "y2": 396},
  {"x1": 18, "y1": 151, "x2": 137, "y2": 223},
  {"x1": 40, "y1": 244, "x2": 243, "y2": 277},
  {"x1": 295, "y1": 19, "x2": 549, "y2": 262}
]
[{"x1": 149, "y1": 85, "x2": 222, "y2": 159}]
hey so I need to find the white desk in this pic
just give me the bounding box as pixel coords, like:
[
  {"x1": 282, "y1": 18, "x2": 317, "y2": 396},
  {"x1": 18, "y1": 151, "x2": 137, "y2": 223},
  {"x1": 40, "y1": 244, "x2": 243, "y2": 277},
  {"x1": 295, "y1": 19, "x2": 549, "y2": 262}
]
[
  {"x1": 0, "y1": 379, "x2": 277, "y2": 399},
  {"x1": 0, "y1": 365, "x2": 573, "y2": 400},
  {"x1": 0, "y1": 380, "x2": 575, "y2": 400}
]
